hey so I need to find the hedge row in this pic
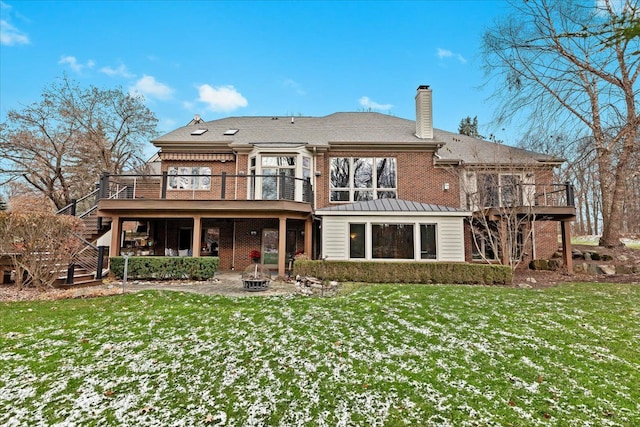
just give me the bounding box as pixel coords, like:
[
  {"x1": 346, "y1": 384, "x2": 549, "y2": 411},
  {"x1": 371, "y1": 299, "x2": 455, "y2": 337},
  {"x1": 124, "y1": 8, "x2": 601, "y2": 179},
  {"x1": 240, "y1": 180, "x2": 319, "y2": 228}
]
[
  {"x1": 110, "y1": 256, "x2": 219, "y2": 280},
  {"x1": 293, "y1": 260, "x2": 512, "y2": 285}
]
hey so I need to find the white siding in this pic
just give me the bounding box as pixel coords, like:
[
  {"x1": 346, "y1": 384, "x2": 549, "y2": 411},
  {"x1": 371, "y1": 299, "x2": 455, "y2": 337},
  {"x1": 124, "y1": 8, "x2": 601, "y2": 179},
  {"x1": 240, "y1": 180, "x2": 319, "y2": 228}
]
[
  {"x1": 322, "y1": 216, "x2": 348, "y2": 259},
  {"x1": 437, "y1": 217, "x2": 465, "y2": 261},
  {"x1": 321, "y1": 214, "x2": 466, "y2": 262}
]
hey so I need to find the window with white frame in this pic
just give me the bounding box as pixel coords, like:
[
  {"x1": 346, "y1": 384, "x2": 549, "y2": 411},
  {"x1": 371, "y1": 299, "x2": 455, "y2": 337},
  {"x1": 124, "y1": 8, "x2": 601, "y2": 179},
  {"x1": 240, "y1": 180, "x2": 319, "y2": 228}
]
[
  {"x1": 330, "y1": 157, "x2": 396, "y2": 202},
  {"x1": 167, "y1": 167, "x2": 211, "y2": 190},
  {"x1": 349, "y1": 223, "x2": 366, "y2": 259},
  {"x1": 249, "y1": 155, "x2": 299, "y2": 200},
  {"x1": 349, "y1": 222, "x2": 438, "y2": 260},
  {"x1": 420, "y1": 224, "x2": 437, "y2": 259},
  {"x1": 372, "y1": 223, "x2": 414, "y2": 259}
]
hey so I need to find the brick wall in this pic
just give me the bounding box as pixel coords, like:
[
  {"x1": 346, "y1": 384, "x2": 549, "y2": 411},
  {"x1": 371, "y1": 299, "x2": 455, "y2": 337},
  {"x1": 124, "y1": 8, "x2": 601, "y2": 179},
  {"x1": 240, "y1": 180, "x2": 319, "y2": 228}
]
[
  {"x1": 315, "y1": 150, "x2": 461, "y2": 209},
  {"x1": 534, "y1": 221, "x2": 560, "y2": 260},
  {"x1": 162, "y1": 160, "x2": 237, "y2": 200}
]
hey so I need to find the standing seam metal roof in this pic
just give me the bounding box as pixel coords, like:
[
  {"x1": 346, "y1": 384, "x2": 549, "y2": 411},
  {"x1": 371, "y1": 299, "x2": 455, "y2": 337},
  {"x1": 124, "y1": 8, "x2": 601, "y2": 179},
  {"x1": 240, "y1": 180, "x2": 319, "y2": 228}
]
[{"x1": 318, "y1": 199, "x2": 467, "y2": 213}]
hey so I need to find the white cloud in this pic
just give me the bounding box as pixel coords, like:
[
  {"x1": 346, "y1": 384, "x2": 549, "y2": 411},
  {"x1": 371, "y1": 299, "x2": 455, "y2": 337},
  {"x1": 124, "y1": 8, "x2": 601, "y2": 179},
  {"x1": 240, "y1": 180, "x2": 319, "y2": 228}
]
[
  {"x1": 130, "y1": 75, "x2": 174, "y2": 100},
  {"x1": 196, "y1": 84, "x2": 248, "y2": 112},
  {"x1": 0, "y1": 17, "x2": 29, "y2": 46},
  {"x1": 283, "y1": 79, "x2": 306, "y2": 95},
  {"x1": 100, "y1": 64, "x2": 135, "y2": 79},
  {"x1": 437, "y1": 48, "x2": 467, "y2": 64},
  {"x1": 58, "y1": 55, "x2": 95, "y2": 73},
  {"x1": 358, "y1": 96, "x2": 393, "y2": 111}
]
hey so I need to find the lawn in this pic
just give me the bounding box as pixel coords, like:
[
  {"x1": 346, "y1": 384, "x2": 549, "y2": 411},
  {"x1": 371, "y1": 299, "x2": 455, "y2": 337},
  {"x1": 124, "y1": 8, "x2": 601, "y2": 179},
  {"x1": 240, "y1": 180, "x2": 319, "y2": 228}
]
[{"x1": 1, "y1": 283, "x2": 639, "y2": 426}]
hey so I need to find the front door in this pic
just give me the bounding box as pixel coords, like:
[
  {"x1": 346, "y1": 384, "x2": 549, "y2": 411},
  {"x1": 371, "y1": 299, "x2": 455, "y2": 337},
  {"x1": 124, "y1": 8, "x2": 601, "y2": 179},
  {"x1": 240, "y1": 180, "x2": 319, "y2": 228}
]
[{"x1": 261, "y1": 229, "x2": 278, "y2": 266}]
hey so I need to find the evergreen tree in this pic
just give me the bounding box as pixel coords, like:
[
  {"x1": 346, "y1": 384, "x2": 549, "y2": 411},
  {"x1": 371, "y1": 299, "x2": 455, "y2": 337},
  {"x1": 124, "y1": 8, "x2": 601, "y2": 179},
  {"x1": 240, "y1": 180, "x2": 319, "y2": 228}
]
[{"x1": 458, "y1": 116, "x2": 481, "y2": 138}]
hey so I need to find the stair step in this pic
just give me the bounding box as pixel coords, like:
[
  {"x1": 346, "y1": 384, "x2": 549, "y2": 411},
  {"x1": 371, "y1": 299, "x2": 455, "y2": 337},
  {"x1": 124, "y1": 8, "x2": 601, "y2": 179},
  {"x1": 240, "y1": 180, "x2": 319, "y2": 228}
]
[{"x1": 55, "y1": 278, "x2": 104, "y2": 289}]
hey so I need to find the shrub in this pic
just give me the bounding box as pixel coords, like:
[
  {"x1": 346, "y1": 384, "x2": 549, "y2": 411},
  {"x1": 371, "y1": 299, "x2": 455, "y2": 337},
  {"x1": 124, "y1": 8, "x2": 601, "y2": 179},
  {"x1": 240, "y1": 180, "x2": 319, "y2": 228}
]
[
  {"x1": 0, "y1": 211, "x2": 84, "y2": 288},
  {"x1": 293, "y1": 260, "x2": 512, "y2": 286},
  {"x1": 110, "y1": 256, "x2": 219, "y2": 280}
]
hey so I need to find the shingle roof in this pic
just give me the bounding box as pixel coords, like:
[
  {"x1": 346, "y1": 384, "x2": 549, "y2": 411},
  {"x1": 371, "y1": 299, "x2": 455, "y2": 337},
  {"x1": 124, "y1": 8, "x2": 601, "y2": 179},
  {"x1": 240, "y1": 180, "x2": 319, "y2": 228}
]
[
  {"x1": 318, "y1": 199, "x2": 467, "y2": 213},
  {"x1": 153, "y1": 112, "x2": 561, "y2": 165}
]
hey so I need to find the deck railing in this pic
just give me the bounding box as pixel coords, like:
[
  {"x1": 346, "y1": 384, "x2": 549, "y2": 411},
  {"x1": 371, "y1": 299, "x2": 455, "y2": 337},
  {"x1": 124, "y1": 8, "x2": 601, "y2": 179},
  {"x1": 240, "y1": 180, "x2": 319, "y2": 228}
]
[
  {"x1": 468, "y1": 182, "x2": 575, "y2": 210},
  {"x1": 98, "y1": 172, "x2": 314, "y2": 204}
]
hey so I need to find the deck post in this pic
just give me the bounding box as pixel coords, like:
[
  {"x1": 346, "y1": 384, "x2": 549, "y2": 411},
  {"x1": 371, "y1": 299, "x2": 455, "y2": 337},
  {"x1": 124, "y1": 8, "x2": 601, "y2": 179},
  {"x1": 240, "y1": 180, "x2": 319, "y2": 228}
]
[
  {"x1": 96, "y1": 246, "x2": 106, "y2": 279},
  {"x1": 110, "y1": 216, "x2": 121, "y2": 256},
  {"x1": 278, "y1": 216, "x2": 287, "y2": 277},
  {"x1": 565, "y1": 181, "x2": 575, "y2": 207},
  {"x1": 304, "y1": 217, "x2": 313, "y2": 257},
  {"x1": 66, "y1": 264, "x2": 75, "y2": 285},
  {"x1": 561, "y1": 220, "x2": 573, "y2": 274},
  {"x1": 192, "y1": 216, "x2": 202, "y2": 257},
  {"x1": 161, "y1": 172, "x2": 168, "y2": 199}
]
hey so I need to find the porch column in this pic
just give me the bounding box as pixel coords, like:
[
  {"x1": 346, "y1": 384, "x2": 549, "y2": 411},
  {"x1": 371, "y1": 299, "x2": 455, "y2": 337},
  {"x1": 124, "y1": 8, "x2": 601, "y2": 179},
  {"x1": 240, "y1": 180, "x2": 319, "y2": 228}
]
[
  {"x1": 110, "y1": 216, "x2": 121, "y2": 256},
  {"x1": 278, "y1": 216, "x2": 287, "y2": 277},
  {"x1": 560, "y1": 220, "x2": 573, "y2": 274},
  {"x1": 304, "y1": 217, "x2": 312, "y2": 257},
  {"x1": 192, "y1": 215, "x2": 202, "y2": 257}
]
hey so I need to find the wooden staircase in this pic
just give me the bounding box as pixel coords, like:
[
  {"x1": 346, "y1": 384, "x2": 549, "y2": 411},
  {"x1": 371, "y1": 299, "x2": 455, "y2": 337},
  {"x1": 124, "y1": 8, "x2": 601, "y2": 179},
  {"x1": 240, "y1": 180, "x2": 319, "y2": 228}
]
[{"x1": 56, "y1": 189, "x2": 110, "y2": 287}]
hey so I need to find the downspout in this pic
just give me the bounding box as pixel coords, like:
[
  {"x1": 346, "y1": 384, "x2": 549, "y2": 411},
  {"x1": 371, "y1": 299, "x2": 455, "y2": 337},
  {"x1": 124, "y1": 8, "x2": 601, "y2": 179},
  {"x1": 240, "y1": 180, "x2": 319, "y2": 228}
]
[{"x1": 313, "y1": 146, "x2": 317, "y2": 208}]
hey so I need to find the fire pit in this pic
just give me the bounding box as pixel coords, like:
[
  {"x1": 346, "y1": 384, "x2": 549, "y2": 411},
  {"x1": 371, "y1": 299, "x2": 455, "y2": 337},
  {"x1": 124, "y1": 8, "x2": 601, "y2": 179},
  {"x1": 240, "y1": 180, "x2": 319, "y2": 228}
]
[{"x1": 241, "y1": 263, "x2": 271, "y2": 292}]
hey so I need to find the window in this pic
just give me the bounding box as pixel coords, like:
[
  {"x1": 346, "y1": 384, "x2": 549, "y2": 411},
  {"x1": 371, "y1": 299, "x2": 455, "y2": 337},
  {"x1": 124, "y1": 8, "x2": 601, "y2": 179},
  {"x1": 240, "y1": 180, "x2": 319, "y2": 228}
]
[
  {"x1": 420, "y1": 224, "x2": 437, "y2": 259},
  {"x1": 372, "y1": 224, "x2": 414, "y2": 259},
  {"x1": 262, "y1": 156, "x2": 295, "y2": 200},
  {"x1": 330, "y1": 157, "x2": 396, "y2": 202},
  {"x1": 500, "y1": 174, "x2": 522, "y2": 206},
  {"x1": 471, "y1": 220, "x2": 499, "y2": 260},
  {"x1": 478, "y1": 173, "x2": 522, "y2": 207},
  {"x1": 349, "y1": 224, "x2": 366, "y2": 258},
  {"x1": 167, "y1": 167, "x2": 211, "y2": 190}
]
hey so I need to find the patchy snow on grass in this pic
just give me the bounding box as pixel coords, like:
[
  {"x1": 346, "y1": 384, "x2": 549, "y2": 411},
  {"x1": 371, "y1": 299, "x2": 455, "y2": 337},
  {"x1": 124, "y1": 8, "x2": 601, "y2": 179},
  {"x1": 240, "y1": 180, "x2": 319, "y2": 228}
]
[{"x1": 1, "y1": 284, "x2": 639, "y2": 425}]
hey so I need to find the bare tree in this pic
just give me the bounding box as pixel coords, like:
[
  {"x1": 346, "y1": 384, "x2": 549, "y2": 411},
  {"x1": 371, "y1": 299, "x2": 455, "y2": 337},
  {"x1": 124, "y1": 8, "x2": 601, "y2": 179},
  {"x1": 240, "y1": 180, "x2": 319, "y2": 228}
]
[
  {"x1": 461, "y1": 163, "x2": 542, "y2": 270},
  {"x1": 0, "y1": 198, "x2": 84, "y2": 288},
  {"x1": 482, "y1": 0, "x2": 639, "y2": 247},
  {"x1": 0, "y1": 75, "x2": 158, "y2": 210}
]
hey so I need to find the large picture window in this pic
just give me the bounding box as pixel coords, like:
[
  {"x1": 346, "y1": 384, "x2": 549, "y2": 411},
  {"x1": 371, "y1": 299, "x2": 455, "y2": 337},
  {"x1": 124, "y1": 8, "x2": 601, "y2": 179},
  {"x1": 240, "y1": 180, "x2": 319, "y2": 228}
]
[
  {"x1": 167, "y1": 167, "x2": 211, "y2": 190},
  {"x1": 372, "y1": 224, "x2": 414, "y2": 259},
  {"x1": 349, "y1": 222, "x2": 438, "y2": 260},
  {"x1": 330, "y1": 157, "x2": 396, "y2": 202}
]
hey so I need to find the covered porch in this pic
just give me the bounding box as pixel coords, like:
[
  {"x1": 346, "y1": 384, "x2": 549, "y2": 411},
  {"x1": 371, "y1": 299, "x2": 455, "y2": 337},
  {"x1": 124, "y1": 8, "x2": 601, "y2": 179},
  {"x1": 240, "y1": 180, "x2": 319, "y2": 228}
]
[{"x1": 98, "y1": 199, "x2": 314, "y2": 278}]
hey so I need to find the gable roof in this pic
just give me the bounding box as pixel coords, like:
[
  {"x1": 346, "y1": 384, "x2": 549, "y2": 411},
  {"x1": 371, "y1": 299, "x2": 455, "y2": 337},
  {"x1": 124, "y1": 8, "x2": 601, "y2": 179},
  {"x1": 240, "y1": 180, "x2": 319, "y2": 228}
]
[
  {"x1": 317, "y1": 199, "x2": 468, "y2": 214},
  {"x1": 153, "y1": 112, "x2": 562, "y2": 165}
]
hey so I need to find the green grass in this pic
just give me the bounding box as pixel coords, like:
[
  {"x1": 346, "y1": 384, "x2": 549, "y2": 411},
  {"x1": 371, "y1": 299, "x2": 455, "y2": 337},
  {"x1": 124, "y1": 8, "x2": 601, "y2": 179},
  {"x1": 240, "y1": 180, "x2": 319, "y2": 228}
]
[{"x1": 1, "y1": 283, "x2": 639, "y2": 426}]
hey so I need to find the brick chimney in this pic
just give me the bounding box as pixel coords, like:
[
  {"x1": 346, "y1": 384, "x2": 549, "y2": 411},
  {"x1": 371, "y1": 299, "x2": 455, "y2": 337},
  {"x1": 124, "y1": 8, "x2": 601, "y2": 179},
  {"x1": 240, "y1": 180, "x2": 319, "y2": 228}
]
[{"x1": 415, "y1": 85, "x2": 433, "y2": 139}]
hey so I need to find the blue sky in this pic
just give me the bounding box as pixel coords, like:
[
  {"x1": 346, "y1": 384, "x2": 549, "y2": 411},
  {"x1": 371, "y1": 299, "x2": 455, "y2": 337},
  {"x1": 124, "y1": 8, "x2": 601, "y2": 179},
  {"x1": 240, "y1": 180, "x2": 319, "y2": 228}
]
[{"x1": 1, "y1": 0, "x2": 514, "y2": 152}]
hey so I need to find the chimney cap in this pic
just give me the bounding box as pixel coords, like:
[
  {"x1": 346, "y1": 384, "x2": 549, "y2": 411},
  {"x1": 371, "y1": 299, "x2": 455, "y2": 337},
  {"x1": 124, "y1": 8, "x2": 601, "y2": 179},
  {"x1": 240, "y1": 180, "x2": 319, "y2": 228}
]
[{"x1": 417, "y1": 85, "x2": 430, "y2": 90}]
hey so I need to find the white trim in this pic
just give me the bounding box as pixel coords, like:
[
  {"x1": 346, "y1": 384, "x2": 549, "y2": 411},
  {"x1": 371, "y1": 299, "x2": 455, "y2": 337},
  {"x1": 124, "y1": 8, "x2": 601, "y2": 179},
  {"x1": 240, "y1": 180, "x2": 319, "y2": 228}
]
[{"x1": 316, "y1": 210, "x2": 470, "y2": 217}]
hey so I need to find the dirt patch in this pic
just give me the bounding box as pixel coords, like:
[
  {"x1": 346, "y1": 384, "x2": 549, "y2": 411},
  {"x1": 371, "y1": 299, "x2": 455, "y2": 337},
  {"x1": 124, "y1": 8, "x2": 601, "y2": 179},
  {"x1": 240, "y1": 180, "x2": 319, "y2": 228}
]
[{"x1": 515, "y1": 244, "x2": 640, "y2": 288}]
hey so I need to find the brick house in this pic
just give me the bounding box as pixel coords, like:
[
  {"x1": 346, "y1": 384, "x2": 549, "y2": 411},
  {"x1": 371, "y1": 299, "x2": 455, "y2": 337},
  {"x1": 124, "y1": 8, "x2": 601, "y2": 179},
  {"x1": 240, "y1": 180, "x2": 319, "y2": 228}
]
[{"x1": 97, "y1": 86, "x2": 575, "y2": 276}]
